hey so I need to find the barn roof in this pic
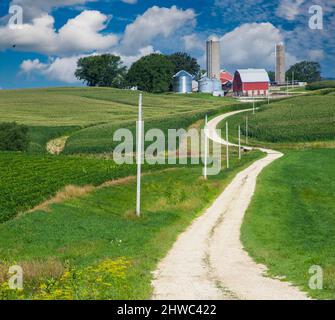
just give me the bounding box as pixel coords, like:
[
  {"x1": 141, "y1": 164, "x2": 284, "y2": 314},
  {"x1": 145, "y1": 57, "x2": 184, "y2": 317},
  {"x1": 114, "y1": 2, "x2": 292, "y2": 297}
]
[
  {"x1": 236, "y1": 69, "x2": 269, "y2": 83},
  {"x1": 220, "y1": 70, "x2": 233, "y2": 85},
  {"x1": 173, "y1": 70, "x2": 193, "y2": 78}
]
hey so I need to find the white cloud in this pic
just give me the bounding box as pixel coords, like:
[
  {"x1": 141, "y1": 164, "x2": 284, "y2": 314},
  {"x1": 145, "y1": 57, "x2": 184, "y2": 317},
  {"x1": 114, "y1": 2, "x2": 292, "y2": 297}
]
[
  {"x1": 182, "y1": 34, "x2": 204, "y2": 51},
  {"x1": 2, "y1": 6, "x2": 193, "y2": 57},
  {"x1": 276, "y1": 0, "x2": 305, "y2": 20},
  {"x1": 0, "y1": 10, "x2": 118, "y2": 55},
  {"x1": 57, "y1": 11, "x2": 117, "y2": 54},
  {"x1": 20, "y1": 58, "x2": 47, "y2": 73},
  {"x1": 20, "y1": 56, "x2": 83, "y2": 83},
  {"x1": 15, "y1": 5, "x2": 198, "y2": 83},
  {"x1": 44, "y1": 56, "x2": 83, "y2": 82},
  {"x1": 120, "y1": 5, "x2": 196, "y2": 54},
  {"x1": 219, "y1": 23, "x2": 297, "y2": 71}
]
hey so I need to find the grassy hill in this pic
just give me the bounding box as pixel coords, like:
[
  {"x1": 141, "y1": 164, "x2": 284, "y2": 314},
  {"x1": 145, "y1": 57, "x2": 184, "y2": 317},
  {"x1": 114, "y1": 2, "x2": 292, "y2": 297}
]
[
  {"x1": 0, "y1": 87, "x2": 238, "y2": 153},
  {"x1": 0, "y1": 87, "x2": 244, "y2": 222},
  {"x1": 221, "y1": 93, "x2": 335, "y2": 146},
  {"x1": 0, "y1": 87, "x2": 234, "y2": 126},
  {"x1": 1, "y1": 86, "x2": 334, "y2": 300},
  {"x1": 0, "y1": 86, "x2": 263, "y2": 300}
]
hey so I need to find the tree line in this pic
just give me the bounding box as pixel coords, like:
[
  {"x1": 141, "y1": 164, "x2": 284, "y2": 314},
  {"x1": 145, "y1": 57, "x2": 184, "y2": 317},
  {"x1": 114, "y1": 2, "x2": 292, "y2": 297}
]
[
  {"x1": 75, "y1": 53, "x2": 322, "y2": 93},
  {"x1": 268, "y1": 61, "x2": 322, "y2": 83},
  {"x1": 75, "y1": 52, "x2": 201, "y2": 93}
]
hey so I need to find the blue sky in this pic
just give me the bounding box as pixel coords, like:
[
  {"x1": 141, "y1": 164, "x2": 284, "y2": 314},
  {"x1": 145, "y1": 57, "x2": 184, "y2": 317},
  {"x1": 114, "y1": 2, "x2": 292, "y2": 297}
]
[{"x1": 0, "y1": 0, "x2": 334, "y2": 89}]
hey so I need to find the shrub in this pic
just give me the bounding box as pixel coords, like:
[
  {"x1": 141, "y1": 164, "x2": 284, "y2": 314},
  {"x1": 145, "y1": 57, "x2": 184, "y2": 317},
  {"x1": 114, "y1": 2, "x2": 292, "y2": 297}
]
[{"x1": 0, "y1": 122, "x2": 29, "y2": 151}]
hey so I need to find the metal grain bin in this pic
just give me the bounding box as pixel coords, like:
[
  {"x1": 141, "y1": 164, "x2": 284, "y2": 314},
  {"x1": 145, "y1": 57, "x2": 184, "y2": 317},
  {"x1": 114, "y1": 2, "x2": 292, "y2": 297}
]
[
  {"x1": 199, "y1": 77, "x2": 214, "y2": 93},
  {"x1": 213, "y1": 78, "x2": 222, "y2": 91},
  {"x1": 173, "y1": 70, "x2": 193, "y2": 94}
]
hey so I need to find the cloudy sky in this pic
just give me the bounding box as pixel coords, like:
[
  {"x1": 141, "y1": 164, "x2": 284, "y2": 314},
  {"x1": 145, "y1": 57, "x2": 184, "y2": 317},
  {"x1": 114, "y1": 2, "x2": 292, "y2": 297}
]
[{"x1": 0, "y1": 0, "x2": 334, "y2": 88}]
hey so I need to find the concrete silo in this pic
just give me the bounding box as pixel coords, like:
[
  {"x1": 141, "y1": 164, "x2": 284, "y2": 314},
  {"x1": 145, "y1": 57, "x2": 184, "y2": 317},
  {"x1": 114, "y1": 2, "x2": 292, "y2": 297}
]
[
  {"x1": 206, "y1": 36, "x2": 221, "y2": 80},
  {"x1": 173, "y1": 70, "x2": 193, "y2": 94},
  {"x1": 275, "y1": 42, "x2": 286, "y2": 84}
]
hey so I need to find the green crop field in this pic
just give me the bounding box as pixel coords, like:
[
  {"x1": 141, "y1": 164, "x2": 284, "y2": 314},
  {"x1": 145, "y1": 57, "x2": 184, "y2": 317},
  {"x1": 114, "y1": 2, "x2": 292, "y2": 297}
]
[
  {"x1": 0, "y1": 87, "x2": 238, "y2": 153},
  {"x1": 0, "y1": 153, "x2": 179, "y2": 223},
  {"x1": 1, "y1": 84, "x2": 334, "y2": 300},
  {"x1": 241, "y1": 149, "x2": 335, "y2": 299},
  {"x1": 0, "y1": 86, "x2": 264, "y2": 300},
  {"x1": 0, "y1": 151, "x2": 262, "y2": 299},
  {"x1": 0, "y1": 87, "x2": 224, "y2": 126},
  {"x1": 221, "y1": 94, "x2": 335, "y2": 145},
  {"x1": 64, "y1": 105, "x2": 247, "y2": 154}
]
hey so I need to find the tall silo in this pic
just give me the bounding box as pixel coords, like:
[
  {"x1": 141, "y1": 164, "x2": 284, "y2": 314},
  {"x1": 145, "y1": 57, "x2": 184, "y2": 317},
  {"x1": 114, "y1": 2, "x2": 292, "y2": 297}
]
[
  {"x1": 173, "y1": 70, "x2": 193, "y2": 94},
  {"x1": 206, "y1": 36, "x2": 221, "y2": 80},
  {"x1": 275, "y1": 42, "x2": 285, "y2": 84}
]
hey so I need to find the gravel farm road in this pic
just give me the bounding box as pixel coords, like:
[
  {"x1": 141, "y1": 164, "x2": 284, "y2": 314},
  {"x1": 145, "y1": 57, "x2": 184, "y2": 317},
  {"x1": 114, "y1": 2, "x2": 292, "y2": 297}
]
[{"x1": 152, "y1": 109, "x2": 309, "y2": 300}]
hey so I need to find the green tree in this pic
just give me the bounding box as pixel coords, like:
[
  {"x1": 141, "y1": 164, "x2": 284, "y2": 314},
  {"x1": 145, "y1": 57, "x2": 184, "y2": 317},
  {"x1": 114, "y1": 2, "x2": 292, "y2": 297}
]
[
  {"x1": 126, "y1": 54, "x2": 175, "y2": 93},
  {"x1": 167, "y1": 52, "x2": 200, "y2": 77},
  {"x1": 267, "y1": 71, "x2": 275, "y2": 82},
  {"x1": 75, "y1": 54, "x2": 126, "y2": 87},
  {"x1": 286, "y1": 61, "x2": 321, "y2": 83}
]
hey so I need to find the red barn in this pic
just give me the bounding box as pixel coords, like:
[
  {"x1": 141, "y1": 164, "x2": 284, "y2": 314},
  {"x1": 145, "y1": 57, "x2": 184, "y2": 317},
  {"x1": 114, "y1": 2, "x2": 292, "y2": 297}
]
[{"x1": 233, "y1": 69, "x2": 270, "y2": 97}]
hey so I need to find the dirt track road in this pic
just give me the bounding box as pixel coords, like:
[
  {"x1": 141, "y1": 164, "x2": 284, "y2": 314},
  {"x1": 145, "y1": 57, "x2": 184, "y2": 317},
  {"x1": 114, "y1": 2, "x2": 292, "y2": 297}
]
[{"x1": 152, "y1": 109, "x2": 309, "y2": 300}]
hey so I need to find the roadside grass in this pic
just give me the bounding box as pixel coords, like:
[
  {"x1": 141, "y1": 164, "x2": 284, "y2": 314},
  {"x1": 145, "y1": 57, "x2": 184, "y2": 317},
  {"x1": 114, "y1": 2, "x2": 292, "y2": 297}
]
[
  {"x1": 219, "y1": 94, "x2": 335, "y2": 147},
  {"x1": 0, "y1": 150, "x2": 263, "y2": 300},
  {"x1": 241, "y1": 149, "x2": 335, "y2": 299}
]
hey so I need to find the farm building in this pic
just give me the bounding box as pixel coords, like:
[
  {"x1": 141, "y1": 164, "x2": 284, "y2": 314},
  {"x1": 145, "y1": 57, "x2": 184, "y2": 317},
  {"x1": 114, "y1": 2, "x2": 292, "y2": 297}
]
[
  {"x1": 220, "y1": 70, "x2": 233, "y2": 91},
  {"x1": 198, "y1": 77, "x2": 222, "y2": 94},
  {"x1": 220, "y1": 70, "x2": 233, "y2": 86},
  {"x1": 173, "y1": 70, "x2": 193, "y2": 94},
  {"x1": 233, "y1": 69, "x2": 270, "y2": 97}
]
